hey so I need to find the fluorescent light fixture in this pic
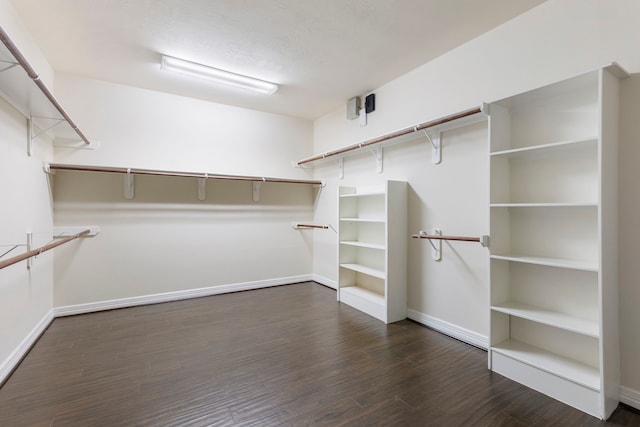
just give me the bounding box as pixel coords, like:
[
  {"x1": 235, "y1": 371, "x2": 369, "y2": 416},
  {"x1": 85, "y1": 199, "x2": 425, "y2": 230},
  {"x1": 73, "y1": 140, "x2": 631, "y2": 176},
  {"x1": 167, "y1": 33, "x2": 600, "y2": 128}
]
[{"x1": 160, "y1": 55, "x2": 278, "y2": 95}]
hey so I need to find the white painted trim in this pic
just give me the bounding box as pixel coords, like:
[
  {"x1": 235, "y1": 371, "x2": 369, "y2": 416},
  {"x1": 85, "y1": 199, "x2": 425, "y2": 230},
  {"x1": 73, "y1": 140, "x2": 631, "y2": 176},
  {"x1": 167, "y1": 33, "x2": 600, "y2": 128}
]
[
  {"x1": 312, "y1": 274, "x2": 337, "y2": 289},
  {"x1": 54, "y1": 275, "x2": 313, "y2": 317},
  {"x1": 620, "y1": 385, "x2": 640, "y2": 411},
  {"x1": 407, "y1": 309, "x2": 488, "y2": 350},
  {"x1": 0, "y1": 309, "x2": 54, "y2": 385}
]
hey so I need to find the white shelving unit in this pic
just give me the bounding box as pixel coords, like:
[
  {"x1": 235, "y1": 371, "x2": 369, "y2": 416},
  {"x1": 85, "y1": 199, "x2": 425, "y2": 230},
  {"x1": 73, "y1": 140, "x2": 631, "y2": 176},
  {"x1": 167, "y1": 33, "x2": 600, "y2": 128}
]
[
  {"x1": 488, "y1": 64, "x2": 627, "y2": 419},
  {"x1": 338, "y1": 181, "x2": 407, "y2": 323}
]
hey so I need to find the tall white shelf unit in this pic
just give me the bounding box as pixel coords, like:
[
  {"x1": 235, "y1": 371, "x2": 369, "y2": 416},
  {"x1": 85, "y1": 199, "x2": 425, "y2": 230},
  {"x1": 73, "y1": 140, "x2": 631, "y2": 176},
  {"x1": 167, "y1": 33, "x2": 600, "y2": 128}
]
[
  {"x1": 488, "y1": 64, "x2": 627, "y2": 419},
  {"x1": 338, "y1": 181, "x2": 407, "y2": 324}
]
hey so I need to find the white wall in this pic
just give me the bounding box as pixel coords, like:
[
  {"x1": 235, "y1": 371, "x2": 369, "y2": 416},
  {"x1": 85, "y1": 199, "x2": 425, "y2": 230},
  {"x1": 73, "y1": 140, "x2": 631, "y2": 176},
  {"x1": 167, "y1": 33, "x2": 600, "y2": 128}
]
[
  {"x1": 0, "y1": 0, "x2": 56, "y2": 382},
  {"x1": 0, "y1": 98, "x2": 55, "y2": 381},
  {"x1": 311, "y1": 0, "x2": 640, "y2": 401},
  {"x1": 53, "y1": 74, "x2": 315, "y2": 178},
  {"x1": 51, "y1": 75, "x2": 316, "y2": 308}
]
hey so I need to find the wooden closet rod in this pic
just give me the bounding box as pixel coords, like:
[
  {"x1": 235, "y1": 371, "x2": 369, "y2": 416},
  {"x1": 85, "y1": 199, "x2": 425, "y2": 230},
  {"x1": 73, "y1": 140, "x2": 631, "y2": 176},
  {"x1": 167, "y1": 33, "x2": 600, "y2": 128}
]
[
  {"x1": 294, "y1": 224, "x2": 329, "y2": 229},
  {"x1": 0, "y1": 26, "x2": 91, "y2": 146},
  {"x1": 0, "y1": 229, "x2": 90, "y2": 271},
  {"x1": 412, "y1": 234, "x2": 481, "y2": 243},
  {"x1": 296, "y1": 106, "x2": 482, "y2": 166},
  {"x1": 412, "y1": 232, "x2": 489, "y2": 247},
  {"x1": 46, "y1": 163, "x2": 323, "y2": 185}
]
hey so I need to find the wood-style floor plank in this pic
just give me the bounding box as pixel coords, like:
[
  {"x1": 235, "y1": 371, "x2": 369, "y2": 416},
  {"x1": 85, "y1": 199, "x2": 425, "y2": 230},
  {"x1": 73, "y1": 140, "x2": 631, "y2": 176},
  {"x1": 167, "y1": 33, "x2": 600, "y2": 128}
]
[{"x1": 0, "y1": 282, "x2": 638, "y2": 426}]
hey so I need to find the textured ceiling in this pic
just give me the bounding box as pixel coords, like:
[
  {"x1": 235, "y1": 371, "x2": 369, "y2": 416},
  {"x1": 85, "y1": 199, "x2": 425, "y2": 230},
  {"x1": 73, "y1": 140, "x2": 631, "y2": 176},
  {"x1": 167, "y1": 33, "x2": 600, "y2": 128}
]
[{"x1": 10, "y1": 0, "x2": 545, "y2": 119}]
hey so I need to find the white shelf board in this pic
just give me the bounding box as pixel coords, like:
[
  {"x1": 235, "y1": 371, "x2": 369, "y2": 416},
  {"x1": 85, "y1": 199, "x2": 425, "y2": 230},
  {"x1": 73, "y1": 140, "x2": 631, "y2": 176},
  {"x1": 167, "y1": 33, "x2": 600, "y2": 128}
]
[
  {"x1": 490, "y1": 137, "x2": 598, "y2": 158},
  {"x1": 490, "y1": 254, "x2": 598, "y2": 272},
  {"x1": 340, "y1": 286, "x2": 385, "y2": 305},
  {"x1": 339, "y1": 217, "x2": 385, "y2": 223},
  {"x1": 492, "y1": 339, "x2": 600, "y2": 391},
  {"x1": 339, "y1": 263, "x2": 385, "y2": 279},
  {"x1": 491, "y1": 301, "x2": 599, "y2": 337},
  {"x1": 340, "y1": 241, "x2": 385, "y2": 250},
  {"x1": 339, "y1": 191, "x2": 385, "y2": 198},
  {"x1": 490, "y1": 202, "x2": 598, "y2": 208}
]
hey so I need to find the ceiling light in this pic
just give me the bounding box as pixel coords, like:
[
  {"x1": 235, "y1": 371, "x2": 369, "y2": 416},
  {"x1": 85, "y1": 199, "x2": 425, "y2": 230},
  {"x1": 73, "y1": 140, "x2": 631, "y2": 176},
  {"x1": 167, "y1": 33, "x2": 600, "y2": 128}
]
[{"x1": 160, "y1": 55, "x2": 278, "y2": 95}]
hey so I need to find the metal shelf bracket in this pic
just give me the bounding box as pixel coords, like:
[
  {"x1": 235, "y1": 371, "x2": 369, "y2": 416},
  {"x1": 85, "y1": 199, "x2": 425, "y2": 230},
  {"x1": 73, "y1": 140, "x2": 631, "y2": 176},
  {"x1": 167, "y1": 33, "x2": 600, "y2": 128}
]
[
  {"x1": 27, "y1": 114, "x2": 65, "y2": 156},
  {"x1": 124, "y1": 168, "x2": 135, "y2": 199},
  {"x1": 0, "y1": 57, "x2": 18, "y2": 72},
  {"x1": 420, "y1": 229, "x2": 442, "y2": 261},
  {"x1": 423, "y1": 130, "x2": 441, "y2": 165},
  {"x1": 197, "y1": 174, "x2": 207, "y2": 201},
  {"x1": 253, "y1": 179, "x2": 265, "y2": 202},
  {"x1": 368, "y1": 146, "x2": 383, "y2": 173}
]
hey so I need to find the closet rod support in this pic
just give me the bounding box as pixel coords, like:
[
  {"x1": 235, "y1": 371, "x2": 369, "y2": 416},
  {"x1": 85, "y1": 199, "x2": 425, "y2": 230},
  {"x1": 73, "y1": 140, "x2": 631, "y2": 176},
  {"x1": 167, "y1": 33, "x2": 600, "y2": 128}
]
[
  {"x1": 0, "y1": 57, "x2": 18, "y2": 72},
  {"x1": 367, "y1": 146, "x2": 383, "y2": 173},
  {"x1": 197, "y1": 174, "x2": 207, "y2": 201},
  {"x1": 422, "y1": 130, "x2": 441, "y2": 164},
  {"x1": 26, "y1": 232, "x2": 33, "y2": 269},
  {"x1": 124, "y1": 168, "x2": 135, "y2": 199},
  {"x1": 253, "y1": 179, "x2": 264, "y2": 202}
]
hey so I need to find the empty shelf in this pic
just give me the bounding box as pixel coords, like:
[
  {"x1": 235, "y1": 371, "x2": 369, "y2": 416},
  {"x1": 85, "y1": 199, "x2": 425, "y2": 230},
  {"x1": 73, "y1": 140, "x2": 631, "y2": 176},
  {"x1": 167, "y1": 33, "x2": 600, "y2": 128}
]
[
  {"x1": 339, "y1": 241, "x2": 385, "y2": 250},
  {"x1": 492, "y1": 339, "x2": 600, "y2": 391},
  {"x1": 490, "y1": 137, "x2": 597, "y2": 158},
  {"x1": 339, "y1": 263, "x2": 385, "y2": 279},
  {"x1": 340, "y1": 286, "x2": 385, "y2": 305},
  {"x1": 340, "y1": 191, "x2": 385, "y2": 198},
  {"x1": 492, "y1": 301, "x2": 598, "y2": 337},
  {"x1": 490, "y1": 202, "x2": 598, "y2": 208},
  {"x1": 490, "y1": 254, "x2": 598, "y2": 271},
  {"x1": 339, "y1": 218, "x2": 385, "y2": 223}
]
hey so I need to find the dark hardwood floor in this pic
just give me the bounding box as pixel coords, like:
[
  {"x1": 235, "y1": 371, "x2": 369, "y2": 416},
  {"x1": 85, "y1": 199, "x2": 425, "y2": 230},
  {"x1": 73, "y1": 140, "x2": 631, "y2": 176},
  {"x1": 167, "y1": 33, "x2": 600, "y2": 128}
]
[{"x1": 0, "y1": 282, "x2": 638, "y2": 426}]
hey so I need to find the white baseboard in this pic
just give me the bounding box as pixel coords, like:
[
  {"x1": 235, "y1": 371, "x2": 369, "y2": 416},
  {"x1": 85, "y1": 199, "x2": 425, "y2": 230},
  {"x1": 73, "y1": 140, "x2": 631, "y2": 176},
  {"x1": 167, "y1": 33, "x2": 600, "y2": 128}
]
[
  {"x1": 54, "y1": 274, "x2": 313, "y2": 317},
  {"x1": 407, "y1": 309, "x2": 488, "y2": 350},
  {"x1": 0, "y1": 309, "x2": 54, "y2": 386},
  {"x1": 620, "y1": 385, "x2": 640, "y2": 411},
  {"x1": 312, "y1": 274, "x2": 337, "y2": 289}
]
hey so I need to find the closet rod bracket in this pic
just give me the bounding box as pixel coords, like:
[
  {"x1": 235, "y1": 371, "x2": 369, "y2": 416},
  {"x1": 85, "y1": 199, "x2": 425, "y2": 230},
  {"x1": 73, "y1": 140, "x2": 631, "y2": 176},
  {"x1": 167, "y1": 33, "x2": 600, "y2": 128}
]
[
  {"x1": 26, "y1": 232, "x2": 33, "y2": 269},
  {"x1": 368, "y1": 146, "x2": 383, "y2": 173},
  {"x1": 253, "y1": 179, "x2": 265, "y2": 202},
  {"x1": 197, "y1": 174, "x2": 207, "y2": 201},
  {"x1": 124, "y1": 168, "x2": 135, "y2": 200},
  {"x1": 420, "y1": 229, "x2": 442, "y2": 261},
  {"x1": 0, "y1": 57, "x2": 18, "y2": 72},
  {"x1": 421, "y1": 129, "x2": 441, "y2": 165},
  {"x1": 28, "y1": 114, "x2": 66, "y2": 156}
]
